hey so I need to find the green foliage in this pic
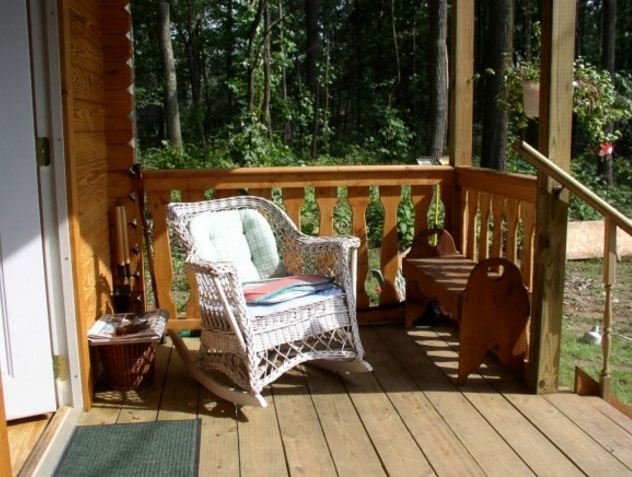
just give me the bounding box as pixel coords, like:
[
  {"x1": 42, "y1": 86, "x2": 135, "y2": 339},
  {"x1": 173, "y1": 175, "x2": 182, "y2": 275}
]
[
  {"x1": 502, "y1": 57, "x2": 632, "y2": 153},
  {"x1": 573, "y1": 58, "x2": 632, "y2": 148},
  {"x1": 569, "y1": 153, "x2": 632, "y2": 220},
  {"x1": 363, "y1": 107, "x2": 414, "y2": 162}
]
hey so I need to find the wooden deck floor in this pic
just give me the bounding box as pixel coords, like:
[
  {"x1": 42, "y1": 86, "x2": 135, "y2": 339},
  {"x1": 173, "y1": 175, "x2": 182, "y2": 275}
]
[{"x1": 82, "y1": 326, "x2": 632, "y2": 476}]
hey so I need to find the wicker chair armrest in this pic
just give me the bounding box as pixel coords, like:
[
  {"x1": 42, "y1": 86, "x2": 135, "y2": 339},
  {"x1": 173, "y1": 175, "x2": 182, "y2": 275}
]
[
  {"x1": 284, "y1": 234, "x2": 359, "y2": 291},
  {"x1": 184, "y1": 255, "x2": 253, "y2": 344},
  {"x1": 293, "y1": 234, "x2": 360, "y2": 252}
]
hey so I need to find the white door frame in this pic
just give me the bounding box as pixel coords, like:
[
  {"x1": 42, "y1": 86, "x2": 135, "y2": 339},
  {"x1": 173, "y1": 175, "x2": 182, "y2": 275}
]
[
  {"x1": 29, "y1": 0, "x2": 84, "y2": 413},
  {"x1": 24, "y1": 0, "x2": 85, "y2": 472}
]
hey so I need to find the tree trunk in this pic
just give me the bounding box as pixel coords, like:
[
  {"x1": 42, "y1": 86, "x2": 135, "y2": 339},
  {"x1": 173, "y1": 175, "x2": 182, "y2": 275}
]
[
  {"x1": 390, "y1": 0, "x2": 401, "y2": 91},
  {"x1": 158, "y1": 0, "x2": 183, "y2": 149},
  {"x1": 279, "y1": 0, "x2": 291, "y2": 143},
  {"x1": 480, "y1": 0, "x2": 513, "y2": 171},
  {"x1": 184, "y1": 0, "x2": 205, "y2": 143},
  {"x1": 599, "y1": 0, "x2": 617, "y2": 186},
  {"x1": 305, "y1": 0, "x2": 320, "y2": 159},
  {"x1": 426, "y1": 0, "x2": 448, "y2": 163},
  {"x1": 247, "y1": 0, "x2": 265, "y2": 114},
  {"x1": 263, "y1": 0, "x2": 272, "y2": 136},
  {"x1": 225, "y1": 0, "x2": 235, "y2": 118}
]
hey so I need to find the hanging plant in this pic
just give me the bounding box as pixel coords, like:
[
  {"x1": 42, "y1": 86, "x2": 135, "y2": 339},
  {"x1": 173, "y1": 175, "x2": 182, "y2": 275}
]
[{"x1": 501, "y1": 57, "x2": 631, "y2": 152}]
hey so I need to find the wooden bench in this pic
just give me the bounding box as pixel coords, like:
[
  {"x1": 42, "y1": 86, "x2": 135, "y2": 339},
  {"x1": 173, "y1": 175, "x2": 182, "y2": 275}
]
[{"x1": 403, "y1": 229, "x2": 530, "y2": 384}]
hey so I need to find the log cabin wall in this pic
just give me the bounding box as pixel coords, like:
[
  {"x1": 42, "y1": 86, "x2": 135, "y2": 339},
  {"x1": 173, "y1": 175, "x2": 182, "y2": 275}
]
[
  {"x1": 59, "y1": 0, "x2": 139, "y2": 408},
  {"x1": 101, "y1": 0, "x2": 144, "y2": 309}
]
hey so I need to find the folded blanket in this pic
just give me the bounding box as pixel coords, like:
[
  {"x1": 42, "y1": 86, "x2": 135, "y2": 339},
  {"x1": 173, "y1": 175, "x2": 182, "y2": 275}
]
[{"x1": 242, "y1": 275, "x2": 337, "y2": 304}]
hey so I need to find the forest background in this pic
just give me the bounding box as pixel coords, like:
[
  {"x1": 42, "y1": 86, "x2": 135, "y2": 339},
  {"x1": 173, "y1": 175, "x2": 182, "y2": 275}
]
[{"x1": 132, "y1": 0, "x2": 632, "y2": 218}]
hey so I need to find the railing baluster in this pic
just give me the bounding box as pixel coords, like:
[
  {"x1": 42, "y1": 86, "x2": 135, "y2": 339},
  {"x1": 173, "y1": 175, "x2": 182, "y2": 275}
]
[
  {"x1": 348, "y1": 187, "x2": 371, "y2": 308},
  {"x1": 506, "y1": 198, "x2": 520, "y2": 263},
  {"x1": 214, "y1": 189, "x2": 240, "y2": 199},
  {"x1": 491, "y1": 195, "x2": 506, "y2": 258},
  {"x1": 478, "y1": 192, "x2": 491, "y2": 260},
  {"x1": 147, "y1": 190, "x2": 177, "y2": 321},
  {"x1": 248, "y1": 188, "x2": 271, "y2": 199},
  {"x1": 412, "y1": 185, "x2": 433, "y2": 235},
  {"x1": 315, "y1": 187, "x2": 338, "y2": 236},
  {"x1": 600, "y1": 217, "x2": 617, "y2": 400},
  {"x1": 440, "y1": 180, "x2": 455, "y2": 233},
  {"x1": 520, "y1": 202, "x2": 536, "y2": 288},
  {"x1": 379, "y1": 186, "x2": 402, "y2": 304},
  {"x1": 282, "y1": 188, "x2": 304, "y2": 229},
  {"x1": 465, "y1": 189, "x2": 478, "y2": 259}
]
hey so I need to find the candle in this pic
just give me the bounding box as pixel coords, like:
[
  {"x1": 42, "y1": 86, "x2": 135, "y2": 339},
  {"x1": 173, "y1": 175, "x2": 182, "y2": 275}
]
[
  {"x1": 114, "y1": 205, "x2": 126, "y2": 266},
  {"x1": 119, "y1": 205, "x2": 131, "y2": 265}
]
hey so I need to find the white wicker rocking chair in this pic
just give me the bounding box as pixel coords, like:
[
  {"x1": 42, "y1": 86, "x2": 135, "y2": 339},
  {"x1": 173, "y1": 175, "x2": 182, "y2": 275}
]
[{"x1": 167, "y1": 196, "x2": 371, "y2": 407}]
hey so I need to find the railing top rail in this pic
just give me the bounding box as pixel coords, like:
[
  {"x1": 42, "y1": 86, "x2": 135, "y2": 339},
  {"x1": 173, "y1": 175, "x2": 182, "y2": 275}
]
[
  {"x1": 142, "y1": 164, "x2": 455, "y2": 191},
  {"x1": 518, "y1": 141, "x2": 632, "y2": 237},
  {"x1": 455, "y1": 166, "x2": 537, "y2": 204}
]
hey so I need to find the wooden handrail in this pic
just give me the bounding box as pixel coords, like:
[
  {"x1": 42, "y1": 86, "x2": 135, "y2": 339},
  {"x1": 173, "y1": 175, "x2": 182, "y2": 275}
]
[
  {"x1": 518, "y1": 140, "x2": 631, "y2": 400},
  {"x1": 518, "y1": 141, "x2": 632, "y2": 236},
  {"x1": 143, "y1": 164, "x2": 455, "y2": 191}
]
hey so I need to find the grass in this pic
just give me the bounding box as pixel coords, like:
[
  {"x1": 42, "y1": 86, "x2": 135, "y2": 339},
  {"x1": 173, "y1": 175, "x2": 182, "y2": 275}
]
[{"x1": 559, "y1": 257, "x2": 632, "y2": 406}]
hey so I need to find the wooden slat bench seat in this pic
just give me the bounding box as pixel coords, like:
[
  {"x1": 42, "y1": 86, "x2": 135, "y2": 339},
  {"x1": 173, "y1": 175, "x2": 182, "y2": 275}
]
[{"x1": 403, "y1": 229, "x2": 530, "y2": 384}]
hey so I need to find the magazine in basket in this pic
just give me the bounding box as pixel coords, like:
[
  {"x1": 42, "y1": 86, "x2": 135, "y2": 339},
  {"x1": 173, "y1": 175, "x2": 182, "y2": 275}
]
[{"x1": 88, "y1": 309, "x2": 168, "y2": 346}]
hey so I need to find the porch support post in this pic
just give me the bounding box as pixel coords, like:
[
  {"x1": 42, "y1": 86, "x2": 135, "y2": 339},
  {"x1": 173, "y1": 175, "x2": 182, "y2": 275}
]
[
  {"x1": 448, "y1": 0, "x2": 474, "y2": 168},
  {"x1": 448, "y1": 0, "x2": 474, "y2": 246},
  {"x1": 527, "y1": 0, "x2": 576, "y2": 394}
]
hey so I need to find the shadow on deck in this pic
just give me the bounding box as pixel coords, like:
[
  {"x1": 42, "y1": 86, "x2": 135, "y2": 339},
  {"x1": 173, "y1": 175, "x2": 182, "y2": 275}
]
[{"x1": 82, "y1": 326, "x2": 632, "y2": 476}]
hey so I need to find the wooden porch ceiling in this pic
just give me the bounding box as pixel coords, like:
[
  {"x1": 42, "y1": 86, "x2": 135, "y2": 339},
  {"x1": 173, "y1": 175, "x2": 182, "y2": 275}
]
[{"x1": 82, "y1": 326, "x2": 632, "y2": 476}]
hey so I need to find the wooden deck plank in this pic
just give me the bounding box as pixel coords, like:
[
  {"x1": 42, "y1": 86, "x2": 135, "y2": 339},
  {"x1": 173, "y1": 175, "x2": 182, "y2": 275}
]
[
  {"x1": 271, "y1": 370, "x2": 337, "y2": 476},
  {"x1": 7, "y1": 414, "x2": 51, "y2": 475},
  {"x1": 379, "y1": 326, "x2": 534, "y2": 476},
  {"x1": 342, "y1": 351, "x2": 435, "y2": 475},
  {"x1": 238, "y1": 390, "x2": 288, "y2": 477},
  {"x1": 361, "y1": 329, "x2": 485, "y2": 477},
  {"x1": 303, "y1": 365, "x2": 386, "y2": 476},
  {"x1": 177, "y1": 337, "x2": 240, "y2": 477},
  {"x1": 586, "y1": 395, "x2": 632, "y2": 435},
  {"x1": 412, "y1": 327, "x2": 581, "y2": 477},
  {"x1": 546, "y1": 392, "x2": 632, "y2": 471},
  {"x1": 156, "y1": 338, "x2": 199, "y2": 421},
  {"x1": 79, "y1": 389, "x2": 124, "y2": 425},
  {"x1": 197, "y1": 390, "x2": 240, "y2": 477},
  {"x1": 75, "y1": 326, "x2": 632, "y2": 477},
  {"x1": 491, "y1": 385, "x2": 630, "y2": 476}
]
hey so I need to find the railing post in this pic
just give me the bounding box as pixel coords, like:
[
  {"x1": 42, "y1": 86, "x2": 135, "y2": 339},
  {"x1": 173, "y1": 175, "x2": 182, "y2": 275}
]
[{"x1": 600, "y1": 218, "x2": 617, "y2": 399}]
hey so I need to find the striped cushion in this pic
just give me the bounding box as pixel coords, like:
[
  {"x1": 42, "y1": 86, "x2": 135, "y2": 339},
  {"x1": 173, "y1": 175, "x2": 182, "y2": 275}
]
[
  {"x1": 188, "y1": 210, "x2": 260, "y2": 282},
  {"x1": 240, "y1": 210, "x2": 286, "y2": 279}
]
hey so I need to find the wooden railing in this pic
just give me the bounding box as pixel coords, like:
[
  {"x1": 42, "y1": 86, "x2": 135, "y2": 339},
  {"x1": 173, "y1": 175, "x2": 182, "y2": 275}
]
[
  {"x1": 519, "y1": 141, "x2": 632, "y2": 399},
  {"x1": 144, "y1": 165, "x2": 454, "y2": 328},
  {"x1": 456, "y1": 167, "x2": 537, "y2": 289},
  {"x1": 143, "y1": 164, "x2": 538, "y2": 330}
]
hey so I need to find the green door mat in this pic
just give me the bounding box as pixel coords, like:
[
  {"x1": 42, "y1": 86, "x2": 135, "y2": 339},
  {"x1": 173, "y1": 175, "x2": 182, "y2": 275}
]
[{"x1": 54, "y1": 419, "x2": 201, "y2": 477}]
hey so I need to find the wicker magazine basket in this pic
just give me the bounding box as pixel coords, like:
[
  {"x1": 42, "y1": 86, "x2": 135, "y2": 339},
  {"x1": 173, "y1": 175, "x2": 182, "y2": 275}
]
[
  {"x1": 98, "y1": 341, "x2": 157, "y2": 390},
  {"x1": 89, "y1": 310, "x2": 168, "y2": 390}
]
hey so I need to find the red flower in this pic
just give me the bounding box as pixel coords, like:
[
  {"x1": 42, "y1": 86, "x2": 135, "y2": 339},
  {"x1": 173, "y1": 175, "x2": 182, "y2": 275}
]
[{"x1": 598, "y1": 143, "x2": 614, "y2": 157}]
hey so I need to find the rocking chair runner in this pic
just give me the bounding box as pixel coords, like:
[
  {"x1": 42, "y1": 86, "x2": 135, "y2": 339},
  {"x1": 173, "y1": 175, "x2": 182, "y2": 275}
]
[{"x1": 167, "y1": 196, "x2": 371, "y2": 407}]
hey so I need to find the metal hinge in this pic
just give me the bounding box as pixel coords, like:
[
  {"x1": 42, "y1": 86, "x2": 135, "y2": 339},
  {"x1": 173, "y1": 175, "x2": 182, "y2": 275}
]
[
  {"x1": 36, "y1": 137, "x2": 51, "y2": 166},
  {"x1": 52, "y1": 354, "x2": 69, "y2": 381}
]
